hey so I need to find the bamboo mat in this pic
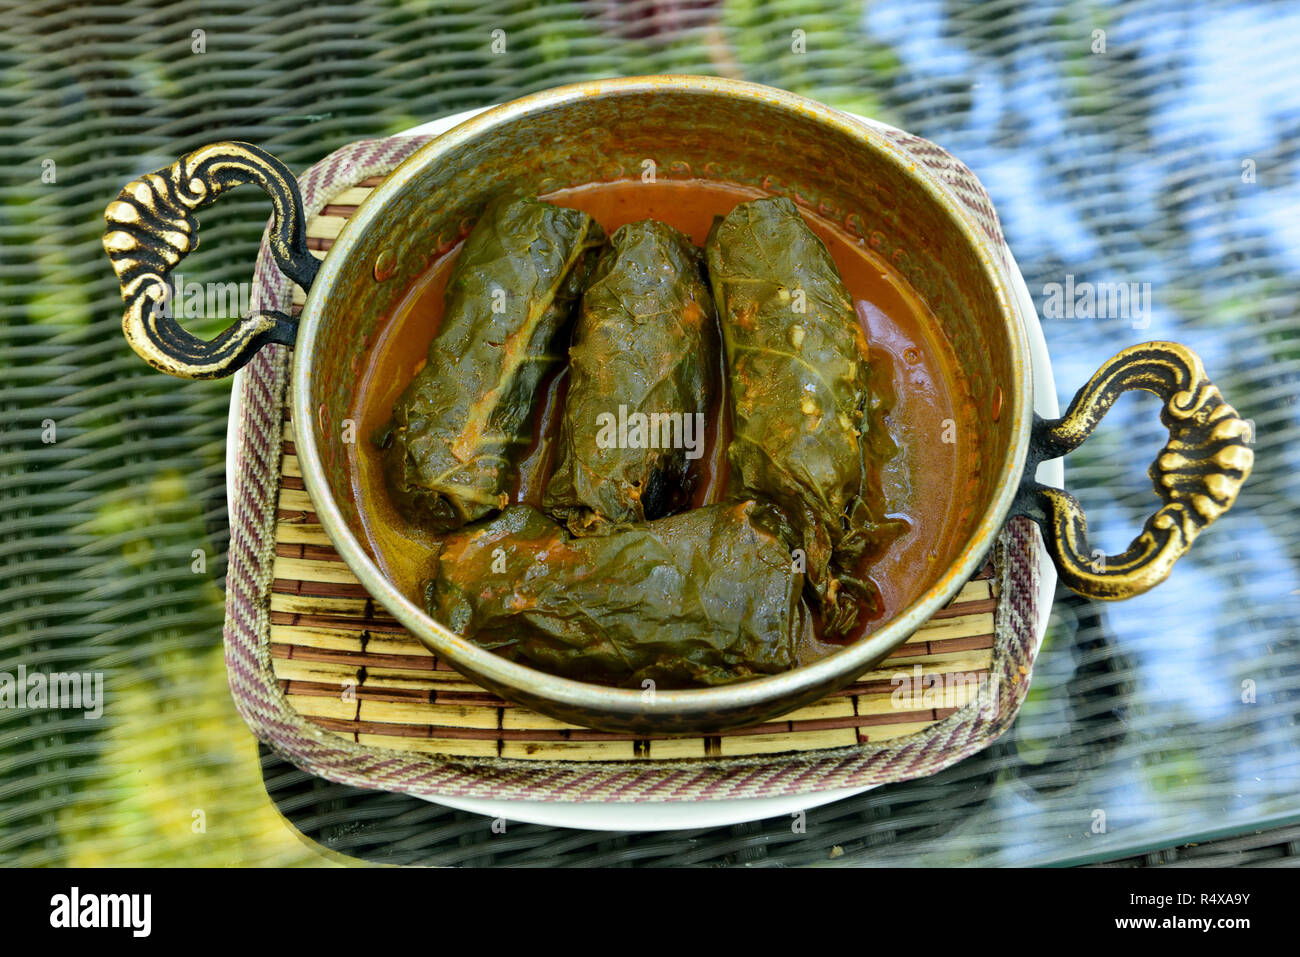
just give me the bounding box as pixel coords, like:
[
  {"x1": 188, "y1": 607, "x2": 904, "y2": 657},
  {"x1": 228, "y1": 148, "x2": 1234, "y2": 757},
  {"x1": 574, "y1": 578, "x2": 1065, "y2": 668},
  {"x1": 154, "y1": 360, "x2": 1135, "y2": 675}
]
[{"x1": 270, "y1": 175, "x2": 1000, "y2": 763}]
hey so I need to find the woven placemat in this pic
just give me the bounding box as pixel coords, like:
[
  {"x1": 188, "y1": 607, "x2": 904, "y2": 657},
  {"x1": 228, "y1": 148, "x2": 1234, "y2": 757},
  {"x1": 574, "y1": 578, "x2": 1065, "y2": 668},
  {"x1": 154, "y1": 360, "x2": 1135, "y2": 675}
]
[{"x1": 224, "y1": 132, "x2": 1044, "y2": 803}]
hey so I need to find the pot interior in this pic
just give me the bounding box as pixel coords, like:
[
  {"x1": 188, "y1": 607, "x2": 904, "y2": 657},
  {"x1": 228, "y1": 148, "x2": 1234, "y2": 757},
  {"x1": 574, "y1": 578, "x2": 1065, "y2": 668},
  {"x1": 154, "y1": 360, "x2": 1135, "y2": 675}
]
[{"x1": 299, "y1": 79, "x2": 1024, "y2": 653}]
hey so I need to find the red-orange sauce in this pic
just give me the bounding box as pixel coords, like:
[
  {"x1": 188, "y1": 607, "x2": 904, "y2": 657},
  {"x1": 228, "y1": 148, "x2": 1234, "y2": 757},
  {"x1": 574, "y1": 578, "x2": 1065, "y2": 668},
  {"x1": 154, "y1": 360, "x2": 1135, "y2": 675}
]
[{"x1": 347, "y1": 180, "x2": 974, "y2": 666}]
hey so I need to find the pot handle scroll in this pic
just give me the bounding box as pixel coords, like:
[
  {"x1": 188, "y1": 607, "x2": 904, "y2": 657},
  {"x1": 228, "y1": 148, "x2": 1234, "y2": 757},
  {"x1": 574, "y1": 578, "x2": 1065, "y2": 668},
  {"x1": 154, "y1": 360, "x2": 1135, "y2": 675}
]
[
  {"x1": 1014, "y1": 341, "x2": 1253, "y2": 600},
  {"x1": 103, "y1": 142, "x2": 318, "y2": 379}
]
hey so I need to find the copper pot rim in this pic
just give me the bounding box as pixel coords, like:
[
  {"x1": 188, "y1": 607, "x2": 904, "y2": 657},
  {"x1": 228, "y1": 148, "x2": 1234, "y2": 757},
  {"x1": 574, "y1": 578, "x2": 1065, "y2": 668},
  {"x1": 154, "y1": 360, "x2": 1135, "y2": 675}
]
[{"x1": 291, "y1": 74, "x2": 1034, "y2": 722}]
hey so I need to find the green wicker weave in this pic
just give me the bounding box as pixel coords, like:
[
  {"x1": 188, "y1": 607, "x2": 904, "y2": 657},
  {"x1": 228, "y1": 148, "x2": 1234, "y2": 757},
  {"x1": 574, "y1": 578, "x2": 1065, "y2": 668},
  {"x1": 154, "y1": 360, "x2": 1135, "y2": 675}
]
[{"x1": 2, "y1": 0, "x2": 1297, "y2": 867}]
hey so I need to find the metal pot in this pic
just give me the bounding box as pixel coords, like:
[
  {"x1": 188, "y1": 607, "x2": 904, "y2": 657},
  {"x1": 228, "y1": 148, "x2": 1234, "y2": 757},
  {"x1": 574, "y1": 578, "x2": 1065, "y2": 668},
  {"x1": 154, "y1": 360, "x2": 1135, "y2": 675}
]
[{"x1": 102, "y1": 76, "x2": 1253, "y2": 734}]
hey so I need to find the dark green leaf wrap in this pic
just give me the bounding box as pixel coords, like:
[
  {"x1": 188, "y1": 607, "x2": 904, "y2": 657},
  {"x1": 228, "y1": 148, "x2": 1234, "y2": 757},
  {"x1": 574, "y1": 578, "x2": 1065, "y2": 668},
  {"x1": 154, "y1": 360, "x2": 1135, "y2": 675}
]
[
  {"x1": 381, "y1": 196, "x2": 605, "y2": 531},
  {"x1": 544, "y1": 220, "x2": 718, "y2": 535},
  {"x1": 423, "y1": 500, "x2": 804, "y2": 687},
  {"x1": 705, "y1": 196, "x2": 901, "y2": 637}
]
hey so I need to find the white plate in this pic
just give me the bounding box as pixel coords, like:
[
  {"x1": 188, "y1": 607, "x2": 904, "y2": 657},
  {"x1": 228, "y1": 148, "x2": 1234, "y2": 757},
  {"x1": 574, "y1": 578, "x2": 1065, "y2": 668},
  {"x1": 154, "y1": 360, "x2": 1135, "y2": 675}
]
[{"x1": 228, "y1": 107, "x2": 1062, "y2": 832}]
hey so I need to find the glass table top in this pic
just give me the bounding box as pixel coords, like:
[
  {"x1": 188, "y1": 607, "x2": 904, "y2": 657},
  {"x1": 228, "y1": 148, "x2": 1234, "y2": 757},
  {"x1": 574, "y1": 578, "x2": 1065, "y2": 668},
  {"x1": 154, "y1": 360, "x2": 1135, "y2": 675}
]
[{"x1": 2, "y1": 0, "x2": 1296, "y2": 867}]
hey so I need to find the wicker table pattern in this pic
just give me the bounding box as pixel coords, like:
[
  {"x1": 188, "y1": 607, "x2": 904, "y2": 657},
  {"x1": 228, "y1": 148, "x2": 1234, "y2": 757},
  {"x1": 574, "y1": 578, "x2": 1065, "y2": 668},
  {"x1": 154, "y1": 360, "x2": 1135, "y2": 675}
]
[{"x1": 2, "y1": 0, "x2": 1297, "y2": 867}]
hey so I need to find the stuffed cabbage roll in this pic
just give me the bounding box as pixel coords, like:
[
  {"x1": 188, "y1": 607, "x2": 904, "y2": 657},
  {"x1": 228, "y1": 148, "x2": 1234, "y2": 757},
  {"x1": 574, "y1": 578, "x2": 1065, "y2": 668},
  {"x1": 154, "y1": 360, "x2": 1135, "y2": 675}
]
[
  {"x1": 705, "y1": 196, "x2": 901, "y2": 636},
  {"x1": 380, "y1": 196, "x2": 605, "y2": 531},
  {"x1": 544, "y1": 220, "x2": 717, "y2": 535},
  {"x1": 424, "y1": 500, "x2": 804, "y2": 686}
]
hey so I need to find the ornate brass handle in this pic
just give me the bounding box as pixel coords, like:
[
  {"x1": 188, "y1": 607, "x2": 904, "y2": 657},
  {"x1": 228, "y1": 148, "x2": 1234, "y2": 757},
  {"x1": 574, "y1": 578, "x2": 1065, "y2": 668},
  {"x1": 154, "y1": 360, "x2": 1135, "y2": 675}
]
[
  {"x1": 1016, "y1": 341, "x2": 1253, "y2": 600},
  {"x1": 103, "y1": 142, "x2": 318, "y2": 379}
]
